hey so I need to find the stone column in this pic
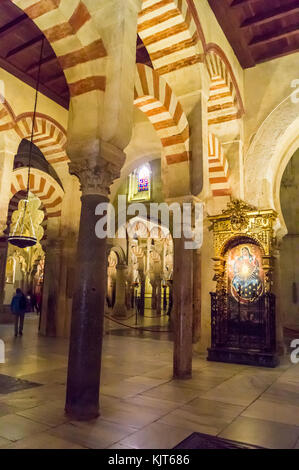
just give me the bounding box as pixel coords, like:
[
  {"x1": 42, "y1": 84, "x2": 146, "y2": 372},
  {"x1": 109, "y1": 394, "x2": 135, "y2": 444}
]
[
  {"x1": 163, "y1": 285, "x2": 167, "y2": 311},
  {"x1": 173, "y1": 226, "x2": 193, "y2": 379},
  {"x1": 56, "y1": 238, "x2": 77, "y2": 338},
  {"x1": 0, "y1": 134, "x2": 18, "y2": 315},
  {"x1": 150, "y1": 279, "x2": 157, "y2": 310},
  {"x1": 0, "y1": 243, "x2": 8, "y2": 312},
  {"x1": 65, "y1": 156, "x2": 122, "y2": 420},
  {"x1": 113, "y1": 264, "x2": 128, "y2": 318},
  {"x1": 192, "y1": 249, "x2": 201, "y2": 343},
  {"x1": 272, "y1": 247, "x2": 286, "y2": 355},
  {"x1": 156, "y1": 276, "x2": 162, "y2": 316},
  {"x1": 138, "y1": 271, "x2": 145, "y2": 317},
  {"x1": 40, "y1": 238, "x2": 62, "y2": 337}
]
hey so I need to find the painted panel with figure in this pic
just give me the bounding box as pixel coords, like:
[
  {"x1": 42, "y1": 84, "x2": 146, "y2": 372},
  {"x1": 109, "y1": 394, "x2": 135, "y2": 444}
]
[{"x1": 227, "y1": 244, "x2": 264, "y2": 304}]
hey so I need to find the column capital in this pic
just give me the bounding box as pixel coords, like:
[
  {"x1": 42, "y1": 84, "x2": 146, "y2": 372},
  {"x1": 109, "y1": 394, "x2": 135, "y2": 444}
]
[
  {"x1": 68, "y1": 140, "x2": 126, "y2": 197},
  {"x1": 69, "y1": 159, "x2": 120, "y2": 198}
]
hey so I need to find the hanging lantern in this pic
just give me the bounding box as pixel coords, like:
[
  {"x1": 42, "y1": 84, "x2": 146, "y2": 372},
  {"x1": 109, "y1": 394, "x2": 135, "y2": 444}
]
[
  {"x1": 8, "y1": 197, "x2": 44, "y2": 249},
  {"x1": 8, "y1": 37, "x2": 45, "y2": 250}
]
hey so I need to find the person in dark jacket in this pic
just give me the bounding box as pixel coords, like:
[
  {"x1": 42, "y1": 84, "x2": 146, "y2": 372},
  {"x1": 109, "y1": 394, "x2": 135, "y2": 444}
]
[{"x1": 11, "y1": 288, "x2": 27, "y2": 337}]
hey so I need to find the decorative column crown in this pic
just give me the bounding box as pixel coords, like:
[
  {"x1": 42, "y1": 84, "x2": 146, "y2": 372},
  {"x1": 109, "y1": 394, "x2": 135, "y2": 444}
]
[{"x1": 69, "y1": 159, "x2": 121, "y2": 198}]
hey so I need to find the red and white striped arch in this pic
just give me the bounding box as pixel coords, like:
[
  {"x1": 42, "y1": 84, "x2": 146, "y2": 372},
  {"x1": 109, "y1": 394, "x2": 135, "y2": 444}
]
[
  {"x1": 10, "y1": 0, "x2": 107, "y2": 98},
  {"x1": 10, "y1": 167, "x2": 64, "y2": 218},
  {"x1": 134, "y1": 63, "x2": 189, "y2": 165},
  {"x1": 0, "y1": 97, "x2": 15, "y2": 132},
  {"x1": 0, "y1": 98, "x2": 69, "y2": 166},
  {"x1": 138, "y1": 0, "x2": 204, "y2": 75},
  {"x1": 14, "y1": 113, "x2": 69, "y2": 165},
  {"x1": 208, "y1": 132, "x2": 231, "y2": 197},
  {"x1": 206, "y1": 46, "x2": 244, "y2": 126}
]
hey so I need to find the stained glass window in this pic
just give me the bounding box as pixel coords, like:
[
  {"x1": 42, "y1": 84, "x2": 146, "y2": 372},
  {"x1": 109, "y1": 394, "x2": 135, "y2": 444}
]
[
  {"x1": 137, "y1": 166, "x2": 150, "y2": 192},
  {"x1": 128, "y1": 164, "x2": 151, "y2": 202}
]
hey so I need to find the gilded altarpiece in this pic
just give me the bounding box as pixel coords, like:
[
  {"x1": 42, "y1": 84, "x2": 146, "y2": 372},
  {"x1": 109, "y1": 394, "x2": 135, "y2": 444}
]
[{"x1": 208, "y1": 200, "x2": 278, "y2": 368}]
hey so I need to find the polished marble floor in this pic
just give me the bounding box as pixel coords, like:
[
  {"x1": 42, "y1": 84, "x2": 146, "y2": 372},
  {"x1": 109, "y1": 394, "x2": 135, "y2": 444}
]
[{"x1": 0, "y1": 314, "x2": 298, "y2": 449}]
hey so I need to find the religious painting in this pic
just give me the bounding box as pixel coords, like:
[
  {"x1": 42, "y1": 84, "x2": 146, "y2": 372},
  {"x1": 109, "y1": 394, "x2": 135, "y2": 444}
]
[{"x1": 227, "y1": 244, "x2": 264, "y2": 304}]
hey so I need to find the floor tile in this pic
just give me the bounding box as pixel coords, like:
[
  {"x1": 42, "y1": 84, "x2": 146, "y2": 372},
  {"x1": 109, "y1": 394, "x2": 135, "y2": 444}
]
[
  {"x1": 199, "y1": 370, "x2": 278, "y2": 407},
  {"x1": 6, "y1": 432, "x2": 86, "y2": 449},
  {"x1": 124, "y1": 395, "x2": 179, "y2": 415},
  {"x1": 219, "y1": 416, "x2": 299, "y2": 449},
  {"x1": 0, "y1": 436, "x2": 12, "y2": 448},
  {"x1": 49, "y1": 420, "x2": 137, "y2": 449},
  {"x1": 0, "y1": 414, "x2": 49, "y2": 441},
  {"x1": 119, "y1": 422, "x2": 191, "y2": 449},
  {"x1": 242, "y1": 399, "x2": 299, "y2": 427},
  {"x1": 1, "y1": 314, "x2": 299, "y2": 450},
  {"x1": 17, "y1": 402, "x2": 70, "y2": 427},
  {"x1": 141, "y1": 383, "x2": 199, "y2": 404},
  {"x1": 101, "y1": 398, "x2": 171, "y2": 429}
]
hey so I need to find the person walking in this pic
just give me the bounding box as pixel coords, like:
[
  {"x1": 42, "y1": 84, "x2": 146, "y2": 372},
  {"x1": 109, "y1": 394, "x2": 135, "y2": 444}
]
[{"x1": 10, "y1": 288, "x2": 27, "y2": 337}]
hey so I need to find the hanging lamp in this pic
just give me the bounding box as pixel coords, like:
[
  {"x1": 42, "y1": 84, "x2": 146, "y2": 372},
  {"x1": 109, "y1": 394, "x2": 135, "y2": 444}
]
[{"x1": 8, "y1": 38, "x2": 45, "y2": 249}]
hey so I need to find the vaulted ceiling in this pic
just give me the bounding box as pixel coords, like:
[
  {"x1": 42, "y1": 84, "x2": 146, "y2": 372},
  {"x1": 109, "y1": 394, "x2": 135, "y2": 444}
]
[
  {"x1": 0, "y1": 0, "x2": 152, "y2": 111},
  {"x1": 0, "y1": 0, "x2": 298, "y2": 111},
  {"x1": 208, "y1": 0, "x2": 299, "y2": 68},
  {"x1": 0, "y1": 0, "x2": 70, "y2": 108}
]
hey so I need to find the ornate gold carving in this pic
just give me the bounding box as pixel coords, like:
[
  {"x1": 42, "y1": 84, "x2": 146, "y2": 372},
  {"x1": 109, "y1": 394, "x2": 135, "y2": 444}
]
[
  {"x1": 209, "y1": 200, "x2": 277, "y2": 293},
  {"x1": 69, "y1": 159, "x2": 121, "y2": 197},
  {"x1": 221, "y1": 199, "x2": 256, "y2": 231}
]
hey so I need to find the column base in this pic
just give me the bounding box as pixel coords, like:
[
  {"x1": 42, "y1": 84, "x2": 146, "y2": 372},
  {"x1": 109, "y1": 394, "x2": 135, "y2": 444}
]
[
  {"x1": 0, "y1": 306, "x2": 14, "y2": 324},
  {"x1": 65, "y1": 404, "x2": 100, "y2": 421},
  {"x1": 113, "y1": 303, "x2": 128, "y2": 318},
  {"x1": 173, "y1": 372, "x2": 192, "y2": 380}
]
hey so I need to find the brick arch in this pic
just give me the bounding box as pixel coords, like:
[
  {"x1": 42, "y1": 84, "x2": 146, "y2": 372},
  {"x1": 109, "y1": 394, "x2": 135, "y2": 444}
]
[
  {"x1": 9, "y1": 0, "x2": 107, "y2": 98},
  {"x1": 14, "y1": 113, "x2": 69, "y2": 165},
  {"x1": 206, "y1": 44, "x2": 244, "y2": 126},
  {"x1": 10, "y1": 167, "x2": 64, "y2": 218},
  {"x1": 0, "y1": 95, "x2": 15, "y2": 131},
  {"x1": 138, "y1": 0, "x2": 205, "y2": 75},
  {"x1": 208, "y1": 132, "x2": 231, "y2": 197},
  {"x1": 0, "y1": 99, "x2": 69, "y2": 166},
  {"x1": 134, "y1": 64, "x2": 189, "y2": 165}
]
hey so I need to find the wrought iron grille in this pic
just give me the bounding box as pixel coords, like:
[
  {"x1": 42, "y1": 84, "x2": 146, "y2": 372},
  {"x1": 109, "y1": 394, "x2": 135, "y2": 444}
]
[{"x1": 210, "y1": 292, "x2": 276, "y2": 353}]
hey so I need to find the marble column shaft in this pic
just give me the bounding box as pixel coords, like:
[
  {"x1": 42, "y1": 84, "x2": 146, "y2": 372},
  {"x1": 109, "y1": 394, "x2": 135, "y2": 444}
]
[
  {"x1": 40, "y1": 240, "x2": 62, "y2": 336},
  {"x1": 192, "y1": 249, "x2": 202, "y2": 344},
  {"x1": 156, "y1": 277, "x2": 162, "y2": 316},
  {"x1": 65, "y1": 193, "x2": 109, "y2": 420},
  {"x1": 173, "y1": 233, "x2": 193, "y2": 379},
  {"x1": 113, "y1": 265, "x2": 128, "y2": 318},
  {"x1": 0, "y1": 243, "x2": 8, "y2": 310}
]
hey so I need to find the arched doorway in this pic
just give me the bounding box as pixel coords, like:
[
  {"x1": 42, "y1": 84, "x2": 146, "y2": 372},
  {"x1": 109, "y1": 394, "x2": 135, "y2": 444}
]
[
  {"x1": 280, "y1": 149, "x2": 299, "y2": 333},
  {"x1": 126, "y1": 217, "x2": 173, "y2": 319}
]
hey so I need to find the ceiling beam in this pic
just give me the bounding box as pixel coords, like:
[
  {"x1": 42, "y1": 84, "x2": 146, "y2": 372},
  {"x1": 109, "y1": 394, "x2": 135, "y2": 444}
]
[
  {"x1": 0, "y1": 56, "x2": 69, "y2": 109},
  {"x1": 46, "y1": 72, "x2": 65, "y2": 85},
  {"x1": 26, "y1": 54, "x2": 57, "y2": 73},
  {"x1": 256, "y1": 43, "x2": 299, "y2": 64},
  {"x1": 230, "y1": 0, "x2": 262, "y2": 7},
  {"x1": 208, "y1": 0, "x2": 256, "y2": 67},
  {"x1": 249, "y1": 24, "x2": 299, "y2": 47},
  {"x1": 241, "y1": 3, "x2": 299, "y2": 29},
  {"x1": 0, "y1": 14, "x2": 28, "y2": 38},
  {"x1": 6, "y1": 35, "x2": 44, "y2": 59}
]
